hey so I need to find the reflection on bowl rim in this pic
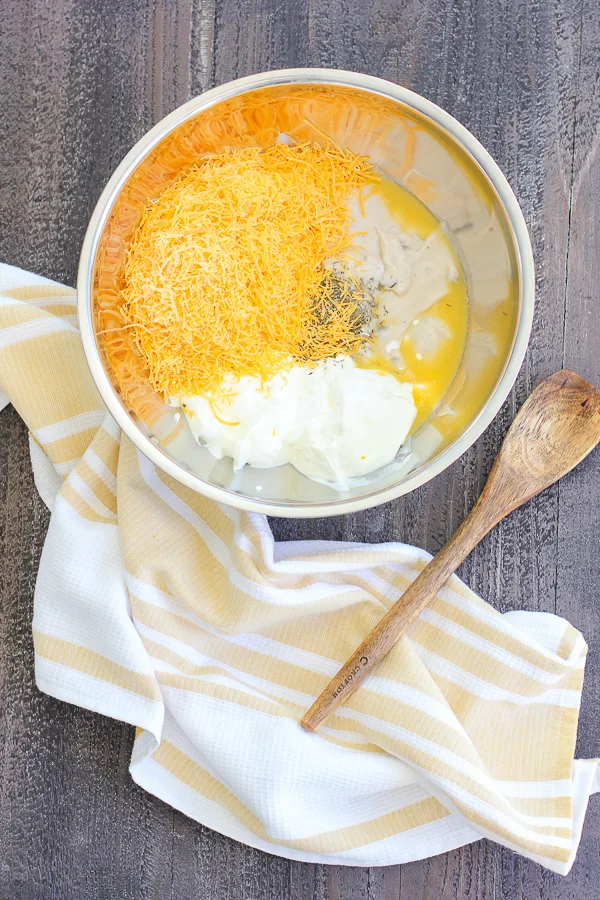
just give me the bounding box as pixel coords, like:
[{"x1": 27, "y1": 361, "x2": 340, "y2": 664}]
[{"x1": 77, "y1": 68, "x2": 535, "y2": 519}]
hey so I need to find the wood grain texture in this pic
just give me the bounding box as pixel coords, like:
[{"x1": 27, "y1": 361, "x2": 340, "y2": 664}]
[{"x1": 0, "y1": 0, "x2": 598, "y2": 898}]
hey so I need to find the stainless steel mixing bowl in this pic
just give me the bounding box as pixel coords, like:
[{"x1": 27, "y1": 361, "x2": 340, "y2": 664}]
[{"x1": 78, "y1": 69, "x2": 534, "y2": 517}]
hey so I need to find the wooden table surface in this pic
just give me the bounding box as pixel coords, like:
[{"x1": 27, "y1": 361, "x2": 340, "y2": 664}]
[{"x1": 1, "y1": 1, "x2": 599, "y2": 898}]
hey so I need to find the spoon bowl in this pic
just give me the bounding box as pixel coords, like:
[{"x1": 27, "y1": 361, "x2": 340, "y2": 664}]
[{"x1": 489, "y1": 370, "x2": 600, "y2": 511}]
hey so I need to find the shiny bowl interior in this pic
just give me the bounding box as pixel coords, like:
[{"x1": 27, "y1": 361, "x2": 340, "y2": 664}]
[{"x1": 78, "y1": 69, "x2": 534, "y2": 517}]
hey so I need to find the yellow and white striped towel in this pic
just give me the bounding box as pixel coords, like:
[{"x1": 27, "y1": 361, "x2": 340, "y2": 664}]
[{"x1": 0, "y1": 262, "x2": 598, "y2": 873}]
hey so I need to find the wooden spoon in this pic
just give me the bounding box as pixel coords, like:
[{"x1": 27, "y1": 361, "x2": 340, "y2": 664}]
[{"x1": 300, "y1": 369, "x2": 600, "y2": 733}]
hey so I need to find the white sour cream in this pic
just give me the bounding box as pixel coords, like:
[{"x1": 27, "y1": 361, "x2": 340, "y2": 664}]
[{"x1": 180, "y1": 356, "x2": 416, "y2": 488}]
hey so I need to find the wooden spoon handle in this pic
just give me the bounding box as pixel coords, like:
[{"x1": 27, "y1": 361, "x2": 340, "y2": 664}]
[{"x1": 300, "y1": 496, "x2": 499, "y2": 732}]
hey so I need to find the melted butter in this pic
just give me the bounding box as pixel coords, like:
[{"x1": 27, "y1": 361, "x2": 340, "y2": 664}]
[
  {"x1": 433, "y1": 296, "x2": 514, "y2": 442},
  {"x1": 358, "y1": 175, "x2": 470, "y2": 433}
]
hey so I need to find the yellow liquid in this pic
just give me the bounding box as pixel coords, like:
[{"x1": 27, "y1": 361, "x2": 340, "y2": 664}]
[{"x1": 362, "y1": 176, "x2": 470, "y2": 433}]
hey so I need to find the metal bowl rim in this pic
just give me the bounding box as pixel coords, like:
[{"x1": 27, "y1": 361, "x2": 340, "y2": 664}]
[{"x1": 77, "y1": 67, "x2": 535, "y2": 518}]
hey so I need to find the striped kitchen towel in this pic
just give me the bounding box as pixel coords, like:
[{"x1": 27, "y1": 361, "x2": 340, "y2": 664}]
[{"x1": 0, "y1": 261, "x2": 598, "y2": 873}]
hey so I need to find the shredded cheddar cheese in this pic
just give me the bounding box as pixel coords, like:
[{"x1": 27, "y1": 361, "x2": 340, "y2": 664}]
[{"x1": 118, "y1": 142, "x2": 376, "y2": 398}]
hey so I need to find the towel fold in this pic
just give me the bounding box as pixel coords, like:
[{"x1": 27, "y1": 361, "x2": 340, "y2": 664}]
[{"x1": 1, "y1": 261, "x2": 597, "y2": 873}]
